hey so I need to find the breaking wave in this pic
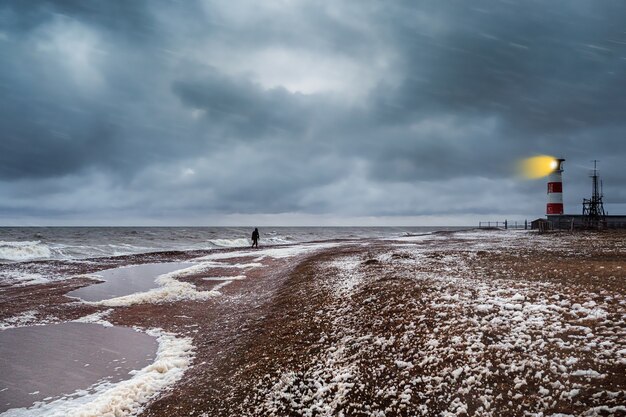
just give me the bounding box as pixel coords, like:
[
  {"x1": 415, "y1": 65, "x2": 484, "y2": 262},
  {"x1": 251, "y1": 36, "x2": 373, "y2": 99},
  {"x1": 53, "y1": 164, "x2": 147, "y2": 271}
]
[
  {"x1": 208, "y1": 236, "x2": 294, "y2": 248},
  {"x1": 0, "y1": 241, "x2": 52, "y2": 262},
  {"x1": 208, "y1": 238, "x2": 251, "y2": 248},
  {"x1": 264, "y1": 236, "x2": 294, "y2": 244}
]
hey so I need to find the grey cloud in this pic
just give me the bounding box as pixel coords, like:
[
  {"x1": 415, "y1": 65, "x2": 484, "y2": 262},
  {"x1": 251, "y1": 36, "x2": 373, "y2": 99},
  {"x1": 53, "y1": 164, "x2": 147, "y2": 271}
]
[
  {"x1": 378, "y1": 0, "x2": 626, "y2": 132},
  {"x1": 172, "y1": 73, "x2": 315, "y2": 138},
  {"x1": 0, "y1": 0, "x2": 155, "y2": 38}
]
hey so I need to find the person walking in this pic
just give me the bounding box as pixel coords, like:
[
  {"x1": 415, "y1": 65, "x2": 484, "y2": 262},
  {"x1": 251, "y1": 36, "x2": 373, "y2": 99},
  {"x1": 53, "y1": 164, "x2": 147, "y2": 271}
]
[{"x1": 251, "y1": 228, "x2": 260, "y2": 248}]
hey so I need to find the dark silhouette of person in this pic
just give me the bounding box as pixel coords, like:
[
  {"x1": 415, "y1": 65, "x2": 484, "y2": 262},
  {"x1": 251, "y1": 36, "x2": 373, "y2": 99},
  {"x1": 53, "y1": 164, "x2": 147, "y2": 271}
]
[{"x1": 251, "y1": 228, "x2": 259, "y2": 248}]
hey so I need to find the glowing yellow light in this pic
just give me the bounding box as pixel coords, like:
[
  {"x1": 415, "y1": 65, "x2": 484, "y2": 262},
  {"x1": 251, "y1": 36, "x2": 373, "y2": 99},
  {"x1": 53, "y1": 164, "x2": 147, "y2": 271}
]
[{"x1": 517, "y1": 155, "x2": 558, "y2": 179}]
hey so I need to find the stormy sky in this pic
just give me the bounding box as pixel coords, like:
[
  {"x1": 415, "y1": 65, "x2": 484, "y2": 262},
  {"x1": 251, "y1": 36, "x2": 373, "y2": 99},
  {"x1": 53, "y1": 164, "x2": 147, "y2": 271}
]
[{"x1": 1, "y1": 0, "x2": 625, "y2": 226}]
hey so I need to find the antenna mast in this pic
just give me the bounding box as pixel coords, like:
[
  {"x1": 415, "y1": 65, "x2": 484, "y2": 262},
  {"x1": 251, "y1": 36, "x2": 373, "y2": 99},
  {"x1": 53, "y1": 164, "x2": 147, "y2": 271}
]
[{"x1": 582, "y1": 160, "x2": 606, "y2": 228}]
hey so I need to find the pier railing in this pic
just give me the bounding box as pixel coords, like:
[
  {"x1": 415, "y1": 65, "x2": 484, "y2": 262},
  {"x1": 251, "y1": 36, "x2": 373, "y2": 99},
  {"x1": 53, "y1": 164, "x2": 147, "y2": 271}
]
[
  {"x1": 478, "y1": 220, "x2": 529, "y2": 230},
  {"x1": 480, "y1": 219, "x2": 626, "y2": 231}
]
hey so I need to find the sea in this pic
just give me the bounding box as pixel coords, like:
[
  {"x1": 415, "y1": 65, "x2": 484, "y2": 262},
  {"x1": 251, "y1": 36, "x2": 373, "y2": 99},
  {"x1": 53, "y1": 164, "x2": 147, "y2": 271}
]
[
  {"x1": 0, "y1": 226, "x2": 472, "y2": 287},
  {"x1": 0, "y1": 226, "x2": 465, "y2": 264}
]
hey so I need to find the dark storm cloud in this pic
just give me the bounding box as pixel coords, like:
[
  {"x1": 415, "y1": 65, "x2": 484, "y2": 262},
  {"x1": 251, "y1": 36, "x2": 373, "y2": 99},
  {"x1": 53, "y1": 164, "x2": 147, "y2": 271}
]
[
  {"x1": 379, "y1": 0, "x2": 626, "y2": 132},
  {"x1": 0, "y1": 0, "x2": 154, "y2": 37},
  {"x1": 1, "y1": 0, "x2": 625, "y2": 223},
  {"x1": 357, "y1": 0, "x2": 626, "y2": 183},
  {"x1": 172, "y1": 72, "x2": 314, "y2": 138}
]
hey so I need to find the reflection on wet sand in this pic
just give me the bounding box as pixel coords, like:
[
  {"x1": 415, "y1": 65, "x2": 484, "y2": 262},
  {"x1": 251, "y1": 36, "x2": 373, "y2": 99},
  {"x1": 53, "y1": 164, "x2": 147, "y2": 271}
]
[
  {"x1": 0, "y1": 322, "x2": 158, "y2": 412},
  {"x1": 66, "y1": 262, "x2": 193, "y2": 302}
]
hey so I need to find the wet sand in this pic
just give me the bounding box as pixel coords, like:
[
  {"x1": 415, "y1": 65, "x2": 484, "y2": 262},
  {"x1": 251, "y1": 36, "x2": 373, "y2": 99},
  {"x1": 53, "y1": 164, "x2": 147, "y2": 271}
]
[
  {"x1": 0, "y1": 322, "x2": 158, "y2": 412},
  {"x1": 1, "y1": 231, "x2": 625, "y2": 416}
]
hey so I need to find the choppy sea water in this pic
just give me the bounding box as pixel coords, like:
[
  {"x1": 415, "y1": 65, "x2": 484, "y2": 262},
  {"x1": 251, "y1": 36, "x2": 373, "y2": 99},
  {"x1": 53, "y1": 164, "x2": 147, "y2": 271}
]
[
  {"x1": 0, "y1": 227, "x2": 468, "y2": 287},
  {"x1": 0, "y1": 226, "x2": 465, "y2": 263}
]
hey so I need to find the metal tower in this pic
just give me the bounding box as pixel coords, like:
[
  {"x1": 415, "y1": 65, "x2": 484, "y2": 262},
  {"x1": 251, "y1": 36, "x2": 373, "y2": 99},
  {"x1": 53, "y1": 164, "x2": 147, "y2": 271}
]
[{"x1": 582, "y1": 160, "x2": 606, "y2": 228}]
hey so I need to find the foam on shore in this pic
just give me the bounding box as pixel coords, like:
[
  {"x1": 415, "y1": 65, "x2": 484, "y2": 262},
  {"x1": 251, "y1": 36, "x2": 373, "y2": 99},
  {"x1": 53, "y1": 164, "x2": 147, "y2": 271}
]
[
  {"x1": 89, "y1": 266, "x2": 220, "y2": 307},
  {"x1": 0, "y1": 310, "x2": 41, "y2": 330},
  {"x1": 65, "y1": 242, "x2": 339, "y2": 308},
  {"x1": 79, "y1": 259, "x2": 261, "y2": 307},
  {"x1": 195, "y1": 242, "x2": 340, "y2": 262},
  {"x1": 0, "y1": 269, "x2": 50, "y2": 286},
  {"x1": 2, "y1": 326, "x2": 193, "y2": 417}
]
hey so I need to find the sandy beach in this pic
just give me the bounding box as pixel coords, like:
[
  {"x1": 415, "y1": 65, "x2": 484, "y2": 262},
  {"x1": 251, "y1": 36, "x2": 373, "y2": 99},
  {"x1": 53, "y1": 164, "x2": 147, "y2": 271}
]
[{"x1": 1, "y1": 229, "x2": 625, "y2": 416}]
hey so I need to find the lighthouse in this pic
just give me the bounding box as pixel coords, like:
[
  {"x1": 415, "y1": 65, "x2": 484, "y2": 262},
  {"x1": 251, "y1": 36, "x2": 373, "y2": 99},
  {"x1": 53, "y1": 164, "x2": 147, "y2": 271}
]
[{"x1": 546, "y1": 159, "x2": 565, "y2": 215}]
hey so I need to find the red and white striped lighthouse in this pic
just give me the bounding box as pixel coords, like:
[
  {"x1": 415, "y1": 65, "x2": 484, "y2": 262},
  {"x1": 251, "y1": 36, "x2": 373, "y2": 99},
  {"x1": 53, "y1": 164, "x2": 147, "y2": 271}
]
[{"x1": 547, "y1": 158, "x2": 565, "y2": 215}]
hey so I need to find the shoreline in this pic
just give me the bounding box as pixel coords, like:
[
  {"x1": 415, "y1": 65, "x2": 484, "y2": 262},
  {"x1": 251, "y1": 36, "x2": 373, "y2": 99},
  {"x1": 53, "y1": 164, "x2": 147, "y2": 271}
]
[{"x1": 1, "y1": 230, "x2": 625, "y2": 416}]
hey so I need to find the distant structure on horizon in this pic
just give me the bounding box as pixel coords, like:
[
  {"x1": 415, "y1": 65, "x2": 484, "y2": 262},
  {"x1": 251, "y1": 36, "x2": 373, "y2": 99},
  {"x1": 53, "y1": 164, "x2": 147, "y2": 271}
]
[{"x1": 540, "y1": 159, "x2": 626, "y2": 230}]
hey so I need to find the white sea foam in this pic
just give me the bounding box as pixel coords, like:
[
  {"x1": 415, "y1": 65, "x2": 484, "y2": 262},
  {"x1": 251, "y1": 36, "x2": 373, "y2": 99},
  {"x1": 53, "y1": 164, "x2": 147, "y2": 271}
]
[
  {"x1": 72, "y1": 262, "x2": 247, "y2": 307},
  {"x1": 0, "y1": 241, "x2": 52, "y2": 262},
  {"x1": 176, "y1": 261, "x2": 263, "y2": 272},
  {"x1": 208, "y1": 238, "x2": 250, "y2": 248},
  {"x1": 202, "y1": 275, "x2": 246, "y2": 281},
  {"x1": 211, "y1": 280, "x2": 233, "y2": 293},
  {"x1": 263, "y1": 236, "x2": 293, "y2": 244},
  {"x1": 0, "y1": 310, "x2": 40, "y2": 330},
  {"x1": 201, "y1": 261, "x2": 264, "y2": 269},
  {"x1": 393, "y1": 233, "x2": 439, "y2": 242},
  {"x1": 72, "y1": 310, "x2": 114, "y2": 327},
  {"x1": 0, "y1": 269, "x2": 50, "y2": 286},
  {"x1": 209, "y1": 236, "x2": 294, "y2": 248},
  {"x1": 2, "y1": 328, "x2": 194, "y2": 417},
  {"x1": 195, "y1": 242, "x2": 340, "y2": 262},
  {"x1": 89, "y1": 266, "x2": 219, "y2": 307}
]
